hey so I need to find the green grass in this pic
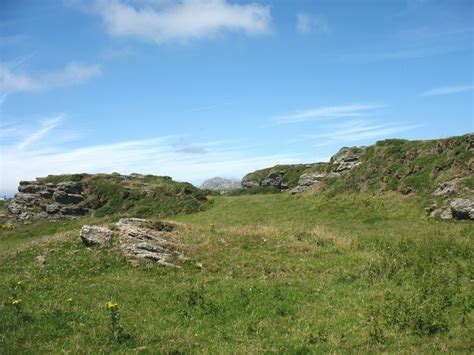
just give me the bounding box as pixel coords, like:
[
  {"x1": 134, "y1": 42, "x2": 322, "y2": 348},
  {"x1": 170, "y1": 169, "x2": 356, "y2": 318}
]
[{"x1": 0, "y1": 193, "x2": 473, "y2": 353}]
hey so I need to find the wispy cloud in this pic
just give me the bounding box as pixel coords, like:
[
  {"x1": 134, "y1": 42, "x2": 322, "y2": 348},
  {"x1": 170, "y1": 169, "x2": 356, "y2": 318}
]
[
  {"x1": 296, "y1": 12, "x2": 329, "y2": 34},
  {"x1": 0, "y1": 117, "x2": 304, "y2": 195},
  {"x1": 421, "y1": 84, "x2": 474, "y2": 97},
  {"x1": 93, "y1": 0, "x2": 271, "y2": 44},
  {"x1": 0, "y1": 62, "x2": 101, "y2": 98},
  {"x1": 17, "y1": 115, "x2": 64, "y2": 150},
  {"x1": 307, "y1": 120, "x2": 421, "y2": 143},
  {"x1": 273, "y1": 104, "x2": 384, "y2": 124}
]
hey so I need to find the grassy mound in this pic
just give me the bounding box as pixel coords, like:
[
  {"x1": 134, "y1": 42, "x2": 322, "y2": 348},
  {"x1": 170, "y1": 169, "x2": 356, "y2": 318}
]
[{"x1": 36, "y1": 173, "x2": 210, "y2": 218}]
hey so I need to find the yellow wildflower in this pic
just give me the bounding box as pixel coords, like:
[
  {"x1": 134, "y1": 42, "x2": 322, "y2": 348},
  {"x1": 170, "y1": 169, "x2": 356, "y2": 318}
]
[
  {"x1": 11, "y1": 299, "x2": 21, "y2": 305},
  {"x1": 16, "y1": 281, "x2": 22, "y2": 285},
  {"x1": 106, "y1": 301, "x2": 118, "y2": 309},
  {"x1": 67, "y1": 298, "x2": 73, "y2": 302}
]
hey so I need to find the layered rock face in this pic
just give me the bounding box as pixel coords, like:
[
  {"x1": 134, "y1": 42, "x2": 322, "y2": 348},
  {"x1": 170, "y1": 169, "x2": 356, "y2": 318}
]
[
  {"x1": 80, "y1": 218, "x2": 184, "y2": 267},
  {"x1": 8, "y1": 181, "x2": 88, "y2": 221}
]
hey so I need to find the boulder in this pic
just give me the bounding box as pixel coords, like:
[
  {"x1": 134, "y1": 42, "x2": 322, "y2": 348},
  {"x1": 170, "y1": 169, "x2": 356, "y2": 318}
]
[
  {"x1": 116, "y1": 218, "x2": 181, "y2": 266},
  {"x1": 80, "y1": 225, "x2": 115, "y2": 246},
  {"x1": 450, "y1": 198, "x2": 474, "y2": 220}
]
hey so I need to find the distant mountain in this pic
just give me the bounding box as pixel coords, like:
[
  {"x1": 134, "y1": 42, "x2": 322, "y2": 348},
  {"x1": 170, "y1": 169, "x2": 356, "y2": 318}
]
[{"x1": 201, "y1": 177, "x2": 241, "y2": 191}]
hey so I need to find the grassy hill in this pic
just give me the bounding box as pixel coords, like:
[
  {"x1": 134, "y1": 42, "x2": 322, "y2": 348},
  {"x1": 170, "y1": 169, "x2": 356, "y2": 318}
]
[
  {"x1": 242, "y1": 134, "x2": 473, "y2": 197},
  {"x1": 1, "y1": 192, "x2": 472, "y2": 353}
]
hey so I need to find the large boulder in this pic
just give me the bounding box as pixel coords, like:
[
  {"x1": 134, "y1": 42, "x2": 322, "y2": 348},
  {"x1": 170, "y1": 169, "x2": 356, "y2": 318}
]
[
  {"x1": 80, "y1": 225, "x2": 115, "y2": 246},
  {"x1": 450, "y1": 198, "x2": 474, "y2": 220},
  {"x1": 80, "y1": 218, "x2": 183, "y2": 267},
  {"x1": 117, "y1": 218, "x2": 181, "y2": 266}
]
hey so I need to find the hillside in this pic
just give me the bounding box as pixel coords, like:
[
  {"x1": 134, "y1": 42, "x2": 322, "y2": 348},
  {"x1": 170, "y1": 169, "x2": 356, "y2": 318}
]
[{"x1": 242, "y1": 134, "x2": 473, "y2": 219}]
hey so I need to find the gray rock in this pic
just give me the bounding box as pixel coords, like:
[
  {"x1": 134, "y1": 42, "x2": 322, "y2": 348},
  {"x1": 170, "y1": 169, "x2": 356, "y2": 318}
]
[
  {"x1": 116, "y1": 218, "x2": 181, "y2": 266},
  {"x1": 45, "y1": 204, "x2": 61, "y2": 214},
  {"x1": 57, "y1": 181, "x2": 83, "y2": 194},
  {"x1": 289, "y1": 172, "x2": 327, "y2": 195},
  {"x1": 261, "y1": 171, "x2": 285, "y2": 188},
  {"x1": 433, "y1": 178, "x2": 464, "y2": 197},
  {"x1": 330, "y1": 147, "x2": 362, "y2": 173},
  {"x1": 18, "y1": 184, "x2": 44, "y2": 193},
  {"x1": 450, "y1": 198, "x2": 474, "y2": 220},
  {"x1": 53, "y1": 190, "x2": 84, "y2": 205},
  {"x1": 80, "y1": 225, "x2": 115, "y2": 246},
  {"x1": 13, "y1": 192, "x2": 37, "y2": 205},
  {"x1": 298, "y1": 172, "x2": 326, "y2": 187}
]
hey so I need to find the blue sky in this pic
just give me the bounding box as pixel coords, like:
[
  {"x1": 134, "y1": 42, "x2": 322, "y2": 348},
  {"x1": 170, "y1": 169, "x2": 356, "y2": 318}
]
[{"x1": 1, "y1": 0, "x2": 473, "y2": 195}]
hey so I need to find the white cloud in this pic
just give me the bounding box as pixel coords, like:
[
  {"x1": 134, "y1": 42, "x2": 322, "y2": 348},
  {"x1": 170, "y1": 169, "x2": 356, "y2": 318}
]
[
  {"x1": 296, "y1": 12, "x2": 329, "y2": 34},
  {"x1": 421, "y1": 84, "x2": 474, "y2": 97},
  {"x1": 0, "y1": 62, "x2": 101, "y2": 96},
  {"x1": 273, "y1": 104, "x2": 384, "y2": 124},
  {"x1": 0, "y1": 117, "x2": 304, "y2": 195},
  {"x1": 94, "y1": 0, "x2": 271, "y2": 44}
]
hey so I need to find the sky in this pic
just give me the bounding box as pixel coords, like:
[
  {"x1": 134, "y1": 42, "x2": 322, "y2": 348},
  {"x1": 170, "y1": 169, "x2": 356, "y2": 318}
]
[{"x1": 0, "y1": 0, "x2": 473, "y2": 196}]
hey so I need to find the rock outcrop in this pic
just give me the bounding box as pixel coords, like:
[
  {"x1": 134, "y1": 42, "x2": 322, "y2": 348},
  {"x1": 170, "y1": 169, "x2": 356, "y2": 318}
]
[
  {"x1": 201, "y1": 177, "x2": 241, "y2": 192},
  {"x1": 8, "y1": 181, "x2": 88, "y2": 221},
  {"x1": 80, "y1": 218, "x2": 184, "y2": 267},
  {"x1": 290, "y1": 172, "x2": 327, "y2": 195},
  {"x1": 7, "y1": 173, "x2": 209, "y2": 222}
]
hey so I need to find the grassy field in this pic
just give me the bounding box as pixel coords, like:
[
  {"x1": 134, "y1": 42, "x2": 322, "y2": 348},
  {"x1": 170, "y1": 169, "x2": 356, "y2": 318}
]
[{"x1": 0, "y1": 193, "x2": 473, "y2": 353}]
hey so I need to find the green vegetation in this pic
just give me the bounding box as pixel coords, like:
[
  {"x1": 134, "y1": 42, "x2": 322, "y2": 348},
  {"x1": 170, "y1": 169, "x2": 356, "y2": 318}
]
[
  {"x1": 34, "y1": 173, "x2": 210, "y2": 218},
  {"x1": 243, "y1": 134, "x2": 471, "y2": 199},
  {"x1": 327, "y1": 134, "x2": 471, "y2": 196},
  {"x1": 1, "y1": 192, "x2": 472, "y2": 353}
]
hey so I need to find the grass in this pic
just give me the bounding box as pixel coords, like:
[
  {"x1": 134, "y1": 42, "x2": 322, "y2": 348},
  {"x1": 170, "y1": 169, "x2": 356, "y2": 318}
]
[{"x1": 0, "y1": 192, "x2": 473, "y2": 353}]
